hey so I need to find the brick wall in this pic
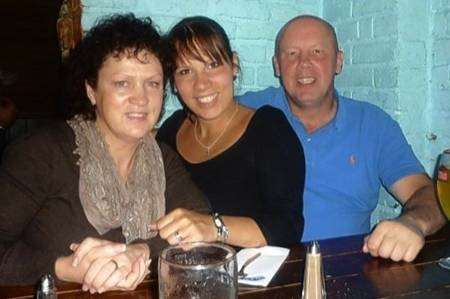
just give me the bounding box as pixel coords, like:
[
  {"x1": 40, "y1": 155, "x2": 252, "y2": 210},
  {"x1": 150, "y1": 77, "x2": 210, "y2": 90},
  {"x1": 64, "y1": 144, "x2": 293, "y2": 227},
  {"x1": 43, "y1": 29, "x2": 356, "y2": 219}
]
[
  {"x1": 324, "y1": 0, "x2": 450, "y2": 224},
  {"x1": 429, "y1": 0, "x2": 450, "y2": 171},
  {"x1": 81, "y1": 0, "x2": 320, "y2": 118}
]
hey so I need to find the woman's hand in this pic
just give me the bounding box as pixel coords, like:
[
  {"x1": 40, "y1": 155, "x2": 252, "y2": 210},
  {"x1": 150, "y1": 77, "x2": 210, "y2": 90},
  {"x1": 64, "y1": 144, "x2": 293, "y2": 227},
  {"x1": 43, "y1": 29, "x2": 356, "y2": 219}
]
[
  {"x1": 54, "y1": 237, "x2": 126, "y2": 284},
  {"x1": 69, "y1": 237, "x2": 150, "y2": 293},
  {"x1": 70, "y1": 237, "x2": 126, "y2": 268},
  {"x1": 151, "y1": 208, "x2": 216, "y2": 244},
  {"x1": 85, "y1": 251, "x2": 150, "y2": 294},
  {"x1": 108, "y1": 253, "x2": 149, "y2": 292}
]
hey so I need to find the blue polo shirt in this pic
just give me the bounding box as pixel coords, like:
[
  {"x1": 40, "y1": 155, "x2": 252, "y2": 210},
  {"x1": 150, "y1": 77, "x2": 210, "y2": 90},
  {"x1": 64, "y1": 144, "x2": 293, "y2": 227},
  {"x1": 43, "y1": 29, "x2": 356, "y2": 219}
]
[{"x1": 238, "y1": 86, "x2": 424, "y2": 241}]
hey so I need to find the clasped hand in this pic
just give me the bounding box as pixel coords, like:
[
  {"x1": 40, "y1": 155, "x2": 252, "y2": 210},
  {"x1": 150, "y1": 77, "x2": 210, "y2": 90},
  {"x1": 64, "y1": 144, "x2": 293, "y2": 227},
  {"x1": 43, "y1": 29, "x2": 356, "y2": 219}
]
[
  {"x1": 362, "y1": 218, "x2": 425, "y2": 262},
  {"x1": 68, "y1": 237, "x2": 150, "y2": 294}
]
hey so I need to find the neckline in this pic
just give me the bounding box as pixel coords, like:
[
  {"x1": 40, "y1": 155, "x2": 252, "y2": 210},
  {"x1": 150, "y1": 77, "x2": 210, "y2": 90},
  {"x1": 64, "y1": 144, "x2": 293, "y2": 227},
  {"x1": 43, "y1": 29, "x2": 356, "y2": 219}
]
[{"x1": 175, "y1": 108, "x2": 261, "y2": 166}]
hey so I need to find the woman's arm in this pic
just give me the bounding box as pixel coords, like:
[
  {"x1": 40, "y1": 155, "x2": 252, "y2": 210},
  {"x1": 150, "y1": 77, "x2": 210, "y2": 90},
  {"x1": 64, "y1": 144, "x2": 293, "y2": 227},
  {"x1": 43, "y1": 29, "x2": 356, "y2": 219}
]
[
  {"x1": 252, "y1": 108, "x2": 305, "y2": 246},
  {"x1": 0, "y1": 132, "x2": 62, "y2": 284},
  {"x1": 219, "y1": 215, "x2": 267, "y2": 247}
]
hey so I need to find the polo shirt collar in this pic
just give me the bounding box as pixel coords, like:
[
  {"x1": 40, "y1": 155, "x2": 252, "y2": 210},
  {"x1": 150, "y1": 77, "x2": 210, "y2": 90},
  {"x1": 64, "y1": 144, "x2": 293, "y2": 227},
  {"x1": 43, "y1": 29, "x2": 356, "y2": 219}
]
[{"x1": 280, "y1": 88, "x2": 347, "y2": 132}]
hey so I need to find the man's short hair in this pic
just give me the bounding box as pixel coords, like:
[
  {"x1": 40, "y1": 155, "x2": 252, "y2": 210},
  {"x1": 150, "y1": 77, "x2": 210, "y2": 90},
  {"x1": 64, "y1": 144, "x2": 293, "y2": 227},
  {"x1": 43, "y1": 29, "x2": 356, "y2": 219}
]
[{"x1": 274, "y1": 15, "x2": 339, "y2": 55}]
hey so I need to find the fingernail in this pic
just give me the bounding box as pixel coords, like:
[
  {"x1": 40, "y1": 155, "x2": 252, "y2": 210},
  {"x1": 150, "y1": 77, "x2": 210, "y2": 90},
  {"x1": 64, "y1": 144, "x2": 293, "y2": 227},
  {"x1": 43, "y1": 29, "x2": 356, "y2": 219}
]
[
  {"x1": 149, "y1": 223, "x2": 157, "y2": 231},
  {"x1": 145, "y1": 259, "x2": 151, "y2": 266},
  {"x1": 82, "y1": 285, "x2": 88, "y2": 291},
  {"x1": 115, "y1": 244, "x2": 126, "y2": 252},
  {"x1": 69, "y1": 243, "x2": 75, "y2": 251},
  {"x1": 98, "y1": 287, "x2": 104, "y2": 293}
]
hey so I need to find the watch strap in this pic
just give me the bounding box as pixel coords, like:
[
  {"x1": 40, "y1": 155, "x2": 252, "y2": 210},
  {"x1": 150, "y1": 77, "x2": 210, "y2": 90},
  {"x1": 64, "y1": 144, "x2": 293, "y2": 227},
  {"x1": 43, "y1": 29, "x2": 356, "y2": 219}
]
[{"x1": 212, "y1": 212, "x2": 229, "y2": 242}]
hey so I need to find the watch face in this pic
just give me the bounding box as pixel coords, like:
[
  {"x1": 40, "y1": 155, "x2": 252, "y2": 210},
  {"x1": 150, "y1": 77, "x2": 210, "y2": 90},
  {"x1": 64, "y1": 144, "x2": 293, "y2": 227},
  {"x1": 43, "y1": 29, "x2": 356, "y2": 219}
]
[{"x1": 214, "y1": 218, "x2": 222, "y2": 227}]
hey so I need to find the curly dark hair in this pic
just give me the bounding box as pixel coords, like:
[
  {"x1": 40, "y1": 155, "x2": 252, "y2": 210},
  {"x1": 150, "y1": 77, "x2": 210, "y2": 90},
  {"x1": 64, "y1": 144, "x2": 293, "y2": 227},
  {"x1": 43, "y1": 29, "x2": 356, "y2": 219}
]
[{"x1": 64, "y1": 14, "x2": 165, "y2": 120}]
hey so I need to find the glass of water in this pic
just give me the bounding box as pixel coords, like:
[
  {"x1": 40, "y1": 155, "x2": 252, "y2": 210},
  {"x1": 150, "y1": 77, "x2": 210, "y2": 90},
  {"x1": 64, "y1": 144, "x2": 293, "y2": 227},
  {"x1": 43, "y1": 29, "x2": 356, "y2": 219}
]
[{"x1": 158, "y1": 242, "x2": 237, "y2": 299}]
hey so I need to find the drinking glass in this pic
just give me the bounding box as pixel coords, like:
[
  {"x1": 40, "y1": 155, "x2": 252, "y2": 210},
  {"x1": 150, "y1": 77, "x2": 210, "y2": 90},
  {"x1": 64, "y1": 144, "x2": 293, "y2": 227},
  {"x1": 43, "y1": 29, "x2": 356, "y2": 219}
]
[
  {"x1": 437, "y1": 149, "x2": 450, "y2": 270},
  {"x1": 158, "y1": 242, "x2": 237, "y2": 299},
  {"x1": 437, "y1": 149, "x2": 450, "y2": 219}
]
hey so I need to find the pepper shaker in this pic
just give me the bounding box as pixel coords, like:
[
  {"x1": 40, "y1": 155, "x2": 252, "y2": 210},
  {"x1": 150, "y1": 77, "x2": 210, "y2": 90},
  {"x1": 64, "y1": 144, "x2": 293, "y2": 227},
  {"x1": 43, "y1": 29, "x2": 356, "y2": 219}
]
[
  {"x1": 302, "y1": 241, "x2": 326, "y2": 299},
  {"x1": 36, "y1": 274, "x2": 57, "y2": 299}
]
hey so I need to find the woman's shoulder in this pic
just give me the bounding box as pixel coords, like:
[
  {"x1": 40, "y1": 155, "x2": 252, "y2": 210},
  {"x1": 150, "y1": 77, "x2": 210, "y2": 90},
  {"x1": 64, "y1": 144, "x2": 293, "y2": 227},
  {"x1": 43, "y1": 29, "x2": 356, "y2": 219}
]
[
  {"x1": 249, "y1": 105, "x2": 290, "y2": 131},
  {"x1": 7, "y1": 121, "x2": 74, "y2": 151},
  {"x1": 253, "y1": 105, "x2": 288, "y2": 121},
  {"x1": 247, "y1": 105, "x2": 301, "y2": 148},
  {"x1": 1, "y1": 120, "x2": 76, "y2": 172},
  {"x1": 156, "y1": 139, "x2": 187, "y2": 177},
  {"x1": 156, "y1": 109, "x2": 186, "y2": 146}
]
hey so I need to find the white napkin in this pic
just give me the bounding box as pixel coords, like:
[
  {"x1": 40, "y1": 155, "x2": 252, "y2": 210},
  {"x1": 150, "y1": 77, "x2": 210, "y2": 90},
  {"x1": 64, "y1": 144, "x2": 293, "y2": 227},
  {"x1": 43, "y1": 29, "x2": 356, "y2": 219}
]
[{"x1": 237, "y1": 246, "x2": 290, "y2": 287}]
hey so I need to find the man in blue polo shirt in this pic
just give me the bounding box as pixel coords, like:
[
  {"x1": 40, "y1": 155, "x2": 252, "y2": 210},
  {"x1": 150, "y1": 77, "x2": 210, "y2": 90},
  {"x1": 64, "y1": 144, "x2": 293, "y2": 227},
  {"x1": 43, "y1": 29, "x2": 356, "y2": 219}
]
[{"x1": 239, "y1": 15, "x2": 445, "y2": 262}]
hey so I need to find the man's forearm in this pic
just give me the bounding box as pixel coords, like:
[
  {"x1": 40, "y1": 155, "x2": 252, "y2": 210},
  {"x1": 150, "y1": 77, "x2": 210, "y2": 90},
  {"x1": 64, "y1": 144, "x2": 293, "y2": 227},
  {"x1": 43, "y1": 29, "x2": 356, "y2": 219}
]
[{"x1": 399, "y1": 184, "x2": 446, "y2": 236}]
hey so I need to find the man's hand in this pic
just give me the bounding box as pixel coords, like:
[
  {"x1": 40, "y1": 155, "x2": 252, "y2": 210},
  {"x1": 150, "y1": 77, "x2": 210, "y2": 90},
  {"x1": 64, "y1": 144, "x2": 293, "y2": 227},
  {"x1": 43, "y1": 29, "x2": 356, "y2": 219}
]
[
  {"x1": 364, "y1": 174, "x2": 446, "y2": 262},
  {"x1": 362, "y1": 218, "x2": 425, "y2": 262}
]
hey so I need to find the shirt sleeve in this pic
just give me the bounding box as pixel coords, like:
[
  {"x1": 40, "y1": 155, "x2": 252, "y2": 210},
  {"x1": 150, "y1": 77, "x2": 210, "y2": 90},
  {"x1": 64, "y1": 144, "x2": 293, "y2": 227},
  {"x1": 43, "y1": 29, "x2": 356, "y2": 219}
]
[
  {"x1": 0, "y1": 133, "x2": 61, "y2": 284},
  {"x1": 377, "y1": 113, "x2": 425, "y2": 189},
  {"x1": 252, "y1": 107, "x2": 305, "y2": 246}
]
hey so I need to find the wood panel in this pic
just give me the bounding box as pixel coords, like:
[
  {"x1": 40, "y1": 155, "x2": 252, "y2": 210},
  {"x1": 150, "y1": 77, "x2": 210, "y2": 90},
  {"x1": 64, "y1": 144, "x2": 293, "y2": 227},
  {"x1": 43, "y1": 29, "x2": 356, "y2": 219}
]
[{"x1": 0, "y1": 0, "x2": 64, "y2": 118}]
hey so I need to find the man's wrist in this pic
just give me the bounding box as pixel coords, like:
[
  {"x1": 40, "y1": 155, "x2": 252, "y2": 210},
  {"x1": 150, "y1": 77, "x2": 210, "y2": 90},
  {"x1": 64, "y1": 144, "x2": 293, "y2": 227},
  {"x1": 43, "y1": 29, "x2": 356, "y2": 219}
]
[{"x1": 396, "y1": 216, "x2": 425, "y2": 238}]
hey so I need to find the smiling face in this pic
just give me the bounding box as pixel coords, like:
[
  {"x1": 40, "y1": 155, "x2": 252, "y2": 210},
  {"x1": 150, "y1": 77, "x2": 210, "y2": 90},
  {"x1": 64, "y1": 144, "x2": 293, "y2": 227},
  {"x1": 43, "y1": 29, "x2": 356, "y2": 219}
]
[
  {"x1": 274, "y1": 18, "x2": 343, "y2": 112},
  {"x1": 174, "y1": 52, "x2": 238, "y2": 121},
  {"x1": 85, "y1": 50, "x2": 164, "y2": 146}
]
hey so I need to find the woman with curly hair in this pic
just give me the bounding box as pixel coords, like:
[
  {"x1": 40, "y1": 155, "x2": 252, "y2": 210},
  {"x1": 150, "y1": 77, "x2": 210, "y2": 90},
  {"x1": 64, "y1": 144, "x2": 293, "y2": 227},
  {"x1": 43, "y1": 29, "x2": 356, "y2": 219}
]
[{"x1": 0, "y1": 14, "x2": 210, "y2": 293}]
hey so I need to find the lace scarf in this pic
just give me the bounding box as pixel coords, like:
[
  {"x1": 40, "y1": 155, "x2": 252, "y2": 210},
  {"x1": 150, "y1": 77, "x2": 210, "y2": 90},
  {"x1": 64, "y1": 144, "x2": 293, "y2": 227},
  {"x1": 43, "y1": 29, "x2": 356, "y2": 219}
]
[{"x1": 68, "y1": 116, "x2": 165, "y2": 243}]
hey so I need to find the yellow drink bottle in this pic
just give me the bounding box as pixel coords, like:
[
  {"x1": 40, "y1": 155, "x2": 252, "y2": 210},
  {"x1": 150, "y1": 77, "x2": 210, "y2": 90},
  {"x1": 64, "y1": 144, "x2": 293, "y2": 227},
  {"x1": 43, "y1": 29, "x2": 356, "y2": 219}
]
[{"x1": 437, "y1": 149, "x2": 450, "y2": 219}]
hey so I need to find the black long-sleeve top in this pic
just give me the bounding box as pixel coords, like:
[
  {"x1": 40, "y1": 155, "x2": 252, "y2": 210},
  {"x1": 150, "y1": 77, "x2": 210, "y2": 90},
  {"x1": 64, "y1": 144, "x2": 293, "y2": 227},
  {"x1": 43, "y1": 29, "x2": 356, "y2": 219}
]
[{"x1": 157, "y1": 105, "x2": 305, "y2": 246}]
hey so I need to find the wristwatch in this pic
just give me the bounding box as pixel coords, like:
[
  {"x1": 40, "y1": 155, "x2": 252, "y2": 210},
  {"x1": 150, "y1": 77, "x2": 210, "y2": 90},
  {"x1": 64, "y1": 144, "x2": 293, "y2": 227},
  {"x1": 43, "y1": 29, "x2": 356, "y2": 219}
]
[{"x1": 212, "y1": 213, "x2": 229, "y2": 242}]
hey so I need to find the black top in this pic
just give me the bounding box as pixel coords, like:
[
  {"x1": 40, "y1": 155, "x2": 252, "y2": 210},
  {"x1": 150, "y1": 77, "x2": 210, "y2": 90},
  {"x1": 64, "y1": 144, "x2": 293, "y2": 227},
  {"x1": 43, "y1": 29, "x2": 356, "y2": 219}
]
[{"x1": 157, "y1": 105, "x2": 305, "y2": 246}]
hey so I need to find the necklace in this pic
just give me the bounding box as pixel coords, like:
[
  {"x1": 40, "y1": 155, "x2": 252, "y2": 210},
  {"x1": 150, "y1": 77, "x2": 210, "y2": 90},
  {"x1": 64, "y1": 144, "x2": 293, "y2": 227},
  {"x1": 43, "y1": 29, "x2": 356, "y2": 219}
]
[{"x1": 194, "y1": 103, "x2": 239, "y2": 157}]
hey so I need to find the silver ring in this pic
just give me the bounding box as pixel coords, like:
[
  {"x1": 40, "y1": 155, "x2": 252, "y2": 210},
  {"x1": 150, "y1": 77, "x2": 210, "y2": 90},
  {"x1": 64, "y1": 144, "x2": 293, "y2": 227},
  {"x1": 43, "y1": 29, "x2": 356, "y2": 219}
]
[
  {"x1": 173, "y1": 230, "x2": 183, "y2": 242},
  {"x1": 111, "y1": 259, "x2": 119, "y2": 270}
]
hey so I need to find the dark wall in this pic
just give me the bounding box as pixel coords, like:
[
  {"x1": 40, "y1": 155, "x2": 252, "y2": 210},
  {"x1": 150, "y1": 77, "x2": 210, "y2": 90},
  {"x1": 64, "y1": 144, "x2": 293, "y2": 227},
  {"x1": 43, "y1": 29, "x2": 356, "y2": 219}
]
[{"x1": 0, "y1": 0, "x2": 63, "y2": 118}]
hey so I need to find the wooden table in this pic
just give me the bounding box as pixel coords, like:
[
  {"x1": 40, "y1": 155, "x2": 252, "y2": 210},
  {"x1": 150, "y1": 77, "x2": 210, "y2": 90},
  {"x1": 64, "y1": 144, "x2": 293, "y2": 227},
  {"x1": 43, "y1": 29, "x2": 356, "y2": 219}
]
[{"x1": 2, "y1": 224, "x2": 450, "y2": 299}]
